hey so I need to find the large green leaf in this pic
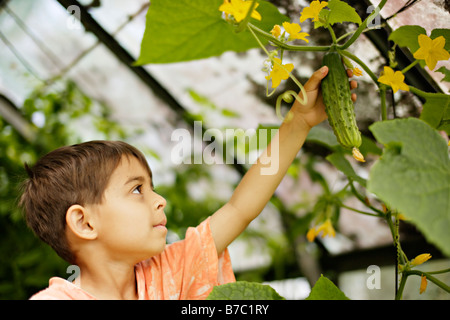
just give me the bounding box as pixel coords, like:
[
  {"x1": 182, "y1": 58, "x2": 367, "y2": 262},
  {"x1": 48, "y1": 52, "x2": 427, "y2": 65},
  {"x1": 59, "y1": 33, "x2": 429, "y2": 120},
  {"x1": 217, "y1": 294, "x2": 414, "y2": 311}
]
[
  {"x1": 135, "y1": 0, "x2": 288, "y2": 64},
  {"x1": 368, "y1": 118, "x2": 450, "y2": 256},
  {"x1": 430, "y1": 28, "x2": 450, "y2": 52},
  {"x1": 388, "y1": 25, "x2": 426, "y2": 53},
  {"x1": 305, "y1": 275, "x2": 349, "y2": 300},
  {"x1": 315, "y1": 0, "x2": 362, "y2": 28},
  {"x1": 206, "y1": 281, "x2": 285, "y2": 300},
  {"x1": 419, "y1": 92, "x2": 450, "y2": 135}
]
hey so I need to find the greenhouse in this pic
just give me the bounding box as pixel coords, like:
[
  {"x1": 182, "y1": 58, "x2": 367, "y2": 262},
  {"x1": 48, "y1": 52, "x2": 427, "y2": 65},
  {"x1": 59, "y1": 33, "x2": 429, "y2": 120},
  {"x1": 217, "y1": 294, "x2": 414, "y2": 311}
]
[{"x1": 0, "y1": 0, "x2": 449, "y2": 301}]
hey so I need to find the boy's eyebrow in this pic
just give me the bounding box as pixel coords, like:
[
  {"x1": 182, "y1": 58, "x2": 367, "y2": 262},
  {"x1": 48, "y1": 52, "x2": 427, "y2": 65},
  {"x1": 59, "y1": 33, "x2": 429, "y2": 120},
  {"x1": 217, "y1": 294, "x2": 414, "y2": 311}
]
[
  {"x1": 124, "y1": 175, "x2": 154, "y2": 189},
  {"x1": 124, "y1": 176, "x2": 145, "y2": 186}
]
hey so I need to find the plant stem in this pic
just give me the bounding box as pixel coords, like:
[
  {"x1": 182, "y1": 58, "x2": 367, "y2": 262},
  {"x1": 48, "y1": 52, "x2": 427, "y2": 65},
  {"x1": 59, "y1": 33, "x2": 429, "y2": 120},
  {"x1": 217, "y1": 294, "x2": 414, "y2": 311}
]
[
  {"x1": 235, "y1": 0, "x2": 259, "y2": 33},
  {"x1": 396, "y1": 271, "x2": 408, "y2": 300},
  {"x1": 408, "y1": 85, "x2": 442, "y2": 98},
  {"x1": 380, "y1": 85, "x2": 388, "y2": 121},
  {"x1": 338, "y1": 202, "x2": 379, "y2": 217},
  {"x1": 401, "y1": 59, "x2": 419, "y2": 74},
  {"x1": 406, "y1": 270, "x2": 450, "y2": 294},
  {"x1": 385, "y1": 212, "x2": 407, "y2": 265},
  {"x1": 348, "y1": 181, "x2": 384, "y2": 216},
  {"x1": 393, "y1": 212, "x2": 408, "y2": 292},
  {"x1": 336, "y1": 23, "x2": 387, "y2": 44},
  {"x1": 428, "y1": 268, "x2": 450, "y2": 275},
  {"x1": 339, "y1": 0, "x2": 388, "y2": 50},
  {"x1": 385, "y1": 208, "x2": 408, "y2": 303},
  {"x1": 247, "y1": 23, "x2": 330, "y2": 52},
  {"x1": 247, "y1": 23, "x2": 271, "y2": 56},
  {"x1": 327, "y1": 24, "x2": 338, "y2": 45}
]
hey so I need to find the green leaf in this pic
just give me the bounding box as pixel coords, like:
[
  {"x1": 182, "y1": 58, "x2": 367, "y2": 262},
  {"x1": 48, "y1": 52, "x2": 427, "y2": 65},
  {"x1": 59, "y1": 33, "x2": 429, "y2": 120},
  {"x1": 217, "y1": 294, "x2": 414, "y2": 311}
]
[
  {"x1": 306, "y1": 126, "x2": 339, "y2": 148},
  {"x1": 188, "y1": 88, "x2": 217, "y2": 110},
  {"x1": 306, "y1": 127, "x2": 381, "y2": 156},
  {"x1": 135, "y1": 0, "x2": 288, "y2": 64},
  {"x1": 388, "y1": 25, "x2": 426, "y2": 53},
  {"x1": 436, "y1": 66, "x2": 450, "y2": 84},
  {"x1": 419, "y1": 92, "x2": 450, "y2": 135},
  {"x1": 430, "y1": 28, "x2": 450, "y2": 52},
  {"x1": 368, "y1": 118, "x2": 450, "y2": 257},
  {"x1": 360, "y1": 135, "x2": 383, "y2": 156},
  {"x1": 206, "y1": 281, "x2": 285, "y2": 300},
  {"x1": 221, "y1": 109, "x2": 240, "y2": 118},
  {"x1": 326, "y1": 152, "x2": 367, "y2": 187},
  {"x1": 439, "y1": 107, "x2": 450, "y2": 134},
  {"x1": 315, "y1": 0, "x2": 362, "y2": 28},
  {"x1": 306, "y1": 275, "x2": 349, "y2": 300}
]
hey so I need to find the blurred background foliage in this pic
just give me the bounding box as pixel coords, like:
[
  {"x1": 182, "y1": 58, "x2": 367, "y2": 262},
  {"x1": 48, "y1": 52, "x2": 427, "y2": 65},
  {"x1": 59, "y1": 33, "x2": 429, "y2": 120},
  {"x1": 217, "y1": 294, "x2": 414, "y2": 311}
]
[{"x1": 0, "y1": 80, "x2": 128, "y2": 298}]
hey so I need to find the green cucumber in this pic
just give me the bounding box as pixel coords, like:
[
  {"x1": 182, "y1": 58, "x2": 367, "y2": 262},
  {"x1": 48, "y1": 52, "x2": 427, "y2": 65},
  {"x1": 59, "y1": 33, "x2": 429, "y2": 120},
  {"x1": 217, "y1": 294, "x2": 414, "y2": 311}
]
[{"x1": 321, "y1": 50, "x2": 364, "y2": 162}]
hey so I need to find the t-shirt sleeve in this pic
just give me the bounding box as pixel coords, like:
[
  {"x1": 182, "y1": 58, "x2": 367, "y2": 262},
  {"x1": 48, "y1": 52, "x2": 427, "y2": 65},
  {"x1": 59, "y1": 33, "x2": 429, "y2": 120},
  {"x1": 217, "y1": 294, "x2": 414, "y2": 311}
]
[{"x1": 135, "y1": 217, "x2": 235, "y2": 300}]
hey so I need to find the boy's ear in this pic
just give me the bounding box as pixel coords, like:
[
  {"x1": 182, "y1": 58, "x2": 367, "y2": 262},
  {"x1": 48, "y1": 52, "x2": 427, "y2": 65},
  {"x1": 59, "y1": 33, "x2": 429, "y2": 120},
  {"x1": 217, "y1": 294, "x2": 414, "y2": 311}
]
[{"x1": 66, "y1": 204, "x2": 97, "y2": 240}]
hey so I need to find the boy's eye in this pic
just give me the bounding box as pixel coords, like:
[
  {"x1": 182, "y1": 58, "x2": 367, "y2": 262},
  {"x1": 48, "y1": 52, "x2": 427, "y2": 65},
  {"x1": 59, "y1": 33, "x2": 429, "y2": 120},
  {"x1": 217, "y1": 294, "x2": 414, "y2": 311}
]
[{"x1": 132, "y1": 185, "x2": 143, "y2": 194}]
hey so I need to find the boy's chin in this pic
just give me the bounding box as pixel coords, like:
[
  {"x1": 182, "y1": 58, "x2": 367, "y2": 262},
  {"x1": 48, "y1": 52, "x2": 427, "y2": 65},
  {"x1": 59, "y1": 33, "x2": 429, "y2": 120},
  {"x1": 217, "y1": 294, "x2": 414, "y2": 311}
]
[{"x1": 139, "y1": 240, "x2": 166, "y2": 261}]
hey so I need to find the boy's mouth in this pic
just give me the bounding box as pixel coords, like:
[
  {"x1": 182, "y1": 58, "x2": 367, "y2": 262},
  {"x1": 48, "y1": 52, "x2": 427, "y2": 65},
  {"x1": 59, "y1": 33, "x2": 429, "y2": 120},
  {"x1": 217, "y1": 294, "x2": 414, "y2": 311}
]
[{"x1": 153, "y1": 217, "x2": 167, "y2": 230}]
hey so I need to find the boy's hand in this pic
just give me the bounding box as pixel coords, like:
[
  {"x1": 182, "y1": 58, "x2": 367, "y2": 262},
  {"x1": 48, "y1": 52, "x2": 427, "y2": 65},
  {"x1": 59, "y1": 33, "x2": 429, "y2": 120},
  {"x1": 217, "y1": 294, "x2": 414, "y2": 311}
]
[{"x1": 291, "y1": 66, "x2": 358, "y2": 130}]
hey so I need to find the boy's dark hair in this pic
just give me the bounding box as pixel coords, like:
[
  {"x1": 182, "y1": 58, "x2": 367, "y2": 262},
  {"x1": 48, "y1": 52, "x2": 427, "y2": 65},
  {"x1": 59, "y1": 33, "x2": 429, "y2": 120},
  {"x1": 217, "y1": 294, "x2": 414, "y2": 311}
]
[{"x1": 19, "y1": 140, "x2": 152, "y2": 264}]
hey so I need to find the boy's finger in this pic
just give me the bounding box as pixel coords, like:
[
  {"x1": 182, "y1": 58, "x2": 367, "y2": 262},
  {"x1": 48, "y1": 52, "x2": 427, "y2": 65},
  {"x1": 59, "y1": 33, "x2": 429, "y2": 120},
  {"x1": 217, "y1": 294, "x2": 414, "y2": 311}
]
[
  {"x1": 350, "y1": 80, "x2": 358, "y2": 90},
  {"x1": 347, "y1": 68, "x2": 353, "y2": 78},
  {"x1": 304, "y1": 66, "x2": 328, "y2": 92}
]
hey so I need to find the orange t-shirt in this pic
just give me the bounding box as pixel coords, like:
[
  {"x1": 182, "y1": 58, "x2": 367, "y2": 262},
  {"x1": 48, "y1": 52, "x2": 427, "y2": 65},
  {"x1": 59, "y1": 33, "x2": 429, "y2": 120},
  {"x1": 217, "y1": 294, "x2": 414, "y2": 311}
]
[{"x1": 30, "y1": 217, "x2": 235, "y2": 300}]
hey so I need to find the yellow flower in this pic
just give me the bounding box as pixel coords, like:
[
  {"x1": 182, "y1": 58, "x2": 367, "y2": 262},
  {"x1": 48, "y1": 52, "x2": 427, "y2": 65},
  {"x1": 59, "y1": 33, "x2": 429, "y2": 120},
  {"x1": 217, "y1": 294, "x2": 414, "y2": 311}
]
[
  {"x1": 265, "y1": 58, "x2": 294, "y2": 88},
  {"x1": 353, "y1": 67, "x2": 363, "y2": 77},
  {"x1": 378, "y1": 66, "x2": 410, "y2": 93},
  {"x1": 306, "y1": 227, "x2": 317, "y2": 242},
  {"x1": 411, "y1": 253, "x2": 432, "y2": 267},
  {"x1": 306, "y1": 219, "x2": 336, "y2": 242},
  {"x1": 282, "y1": 22, "x2": 309, "y2": 43},
  {"x1": 342, "y1": 57, "x2": 363, "y2": 77},
  {"x1": 300, "y1": 0, "x2": 328, "y2": 23},
  {"x1": 352, "y1": 147, "x2": 365, "y2": 162},
  {"x1": 270, "y1": 24, "x2": 281, "y2": 38},
  {"x1": 420, "y1": 275, "x2": 428, "y2": 294},
  {"x1": 316, "y1": 219, "x2": 336, "y2": 237},
  {"x1": 413, "y1": 34, "x2": 450, "y2": 70},
  {"x1": 219, "y1": 0, "x2": 261, "y2": 23}
]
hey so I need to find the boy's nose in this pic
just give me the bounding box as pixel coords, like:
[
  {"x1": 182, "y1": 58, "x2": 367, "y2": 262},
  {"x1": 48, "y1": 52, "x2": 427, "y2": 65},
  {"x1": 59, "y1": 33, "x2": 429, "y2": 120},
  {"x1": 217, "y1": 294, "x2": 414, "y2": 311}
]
[{"x1": 154, "y1": 194, "x2": 167, "y2": 211}]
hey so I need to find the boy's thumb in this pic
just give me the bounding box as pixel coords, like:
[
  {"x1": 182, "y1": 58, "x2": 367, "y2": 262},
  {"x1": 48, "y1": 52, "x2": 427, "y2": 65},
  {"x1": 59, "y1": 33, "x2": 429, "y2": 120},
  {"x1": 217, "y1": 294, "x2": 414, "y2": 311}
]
[{"x1": 304, "y1": 66, "x2": 328, "y2": 91}]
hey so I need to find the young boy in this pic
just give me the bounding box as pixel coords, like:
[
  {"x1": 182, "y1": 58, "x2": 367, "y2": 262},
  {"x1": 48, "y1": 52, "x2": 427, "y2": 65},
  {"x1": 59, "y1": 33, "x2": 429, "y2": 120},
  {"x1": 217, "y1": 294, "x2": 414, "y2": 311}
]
[{"x1": 20, "y1": 67, "x2": 357, "y2": 299}]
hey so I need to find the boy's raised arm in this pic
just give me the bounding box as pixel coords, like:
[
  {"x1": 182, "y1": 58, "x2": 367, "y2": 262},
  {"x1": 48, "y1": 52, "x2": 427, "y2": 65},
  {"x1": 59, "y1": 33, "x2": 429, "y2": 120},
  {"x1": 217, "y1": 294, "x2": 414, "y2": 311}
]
[{"x1": 210, "y1": 66, "x2": 337, "y2": 255}]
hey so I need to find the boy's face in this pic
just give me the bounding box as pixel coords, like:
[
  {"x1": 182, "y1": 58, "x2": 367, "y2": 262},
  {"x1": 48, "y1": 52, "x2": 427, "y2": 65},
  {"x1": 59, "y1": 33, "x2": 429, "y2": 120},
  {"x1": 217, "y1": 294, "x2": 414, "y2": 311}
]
[{"x1": 89, "y1": 155, "x2": 167, "y2": 263}]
